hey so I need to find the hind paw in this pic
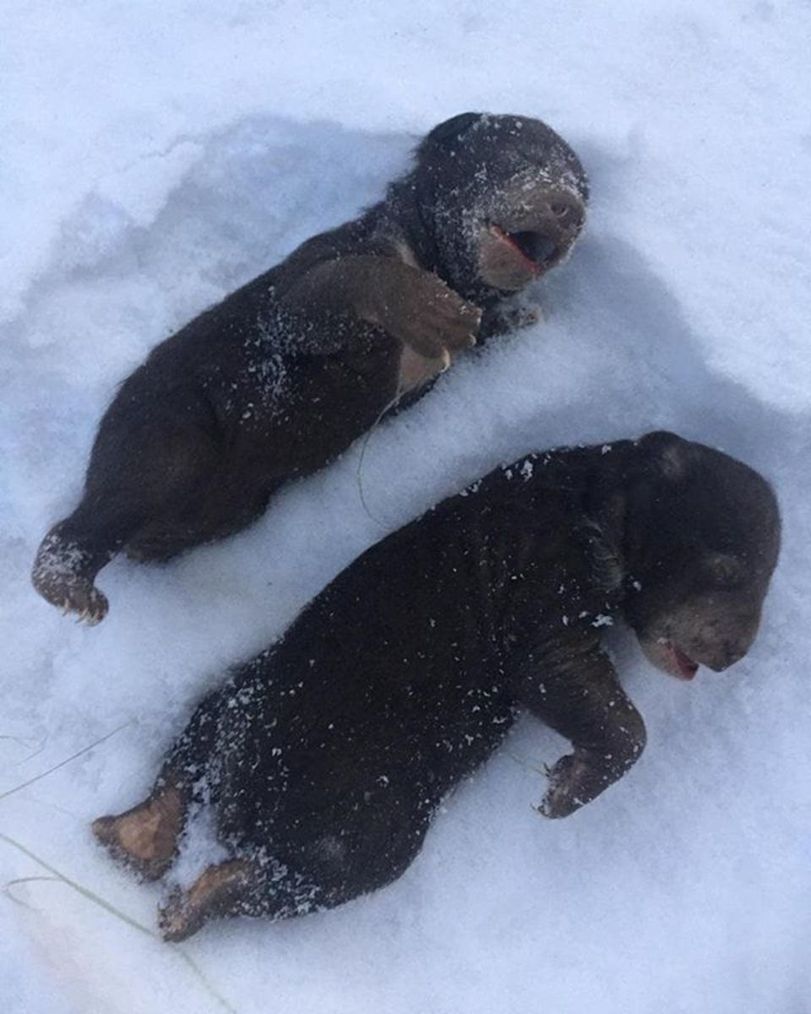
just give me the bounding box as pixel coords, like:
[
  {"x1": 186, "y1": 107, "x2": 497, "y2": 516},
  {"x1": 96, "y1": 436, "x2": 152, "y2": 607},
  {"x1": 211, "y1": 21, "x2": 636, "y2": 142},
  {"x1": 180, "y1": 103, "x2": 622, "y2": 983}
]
[
  {"x1": 158, "y1": 887, "x2": 203, "y2": 942},
  {"x1": 92, "y1": 815, "x2": 174, "y2": 881},
  {"x1": 32, "y1": 533, "x2": 109, "y2": 623},
  {"x1": 158, "y1": 860, "x2": 254, "y2": 942},
  {"x1": 34, "y1": 574, "x2": 109, "y2": 624},
  {"x1": 92, "y1": 784, "x2": 185, "y2": 882}
]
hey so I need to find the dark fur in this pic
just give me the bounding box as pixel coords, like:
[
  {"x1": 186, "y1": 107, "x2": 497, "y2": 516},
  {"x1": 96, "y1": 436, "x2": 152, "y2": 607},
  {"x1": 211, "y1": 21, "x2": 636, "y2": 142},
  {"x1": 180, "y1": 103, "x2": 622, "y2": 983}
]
[
  {"x1": 32, "y1": 112, "x2": 588, "y2": 622},
  {"x1": 92, "y1": 432, "x2": 780, "y2": 940}
]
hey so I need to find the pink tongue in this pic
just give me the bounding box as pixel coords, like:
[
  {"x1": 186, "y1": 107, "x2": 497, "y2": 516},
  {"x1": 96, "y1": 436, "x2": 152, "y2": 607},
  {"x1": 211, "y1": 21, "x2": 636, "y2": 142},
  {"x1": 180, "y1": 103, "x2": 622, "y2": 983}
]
[{"x1": 672, "y1": 646, "x2": 698, "y2": 680}]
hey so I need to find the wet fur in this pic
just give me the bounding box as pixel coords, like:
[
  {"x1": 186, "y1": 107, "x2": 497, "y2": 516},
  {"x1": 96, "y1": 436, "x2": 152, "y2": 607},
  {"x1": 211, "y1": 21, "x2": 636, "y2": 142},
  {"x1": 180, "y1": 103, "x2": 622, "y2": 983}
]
[
  {"x1": 93, "y1": 432, "x2": 780, "y2": 939},
  {"x1": 32, "y1": 112, "x2": 588, "y2": 622}
]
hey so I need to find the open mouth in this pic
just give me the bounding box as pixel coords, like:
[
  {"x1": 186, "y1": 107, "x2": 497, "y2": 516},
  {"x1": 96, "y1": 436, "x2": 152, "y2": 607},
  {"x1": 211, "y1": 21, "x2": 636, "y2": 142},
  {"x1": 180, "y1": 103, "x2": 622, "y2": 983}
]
[
  {"x1": 664, "y1": 642, "x2": 699, "y2": 681},
  {"x1": 491, "y1": 225, "x2": 558, "y2": 272}
]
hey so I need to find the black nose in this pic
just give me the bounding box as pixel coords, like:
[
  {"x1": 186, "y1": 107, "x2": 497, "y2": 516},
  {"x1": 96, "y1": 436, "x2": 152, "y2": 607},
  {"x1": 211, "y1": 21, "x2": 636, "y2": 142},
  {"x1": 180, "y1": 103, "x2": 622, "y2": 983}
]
[
  {"x1": 549, "y1": 201, "x2": 583, "y2": 229},
  {"x1": 707, "y1": 640, "x2": 748, "y2": 672},
  {"x1": 724, "y1": 640, "x2": 748, "y2": 667}
]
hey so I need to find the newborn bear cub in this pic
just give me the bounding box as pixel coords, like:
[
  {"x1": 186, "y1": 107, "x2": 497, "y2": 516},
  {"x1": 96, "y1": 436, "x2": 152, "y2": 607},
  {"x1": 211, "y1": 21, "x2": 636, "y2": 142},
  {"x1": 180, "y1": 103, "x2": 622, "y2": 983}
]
[
  {"x1": 32, "y1": 111, "x2": 587, "y2": 623},
  {"x1": 93, "y1": 432, "x2": 779, "y2": 941}
]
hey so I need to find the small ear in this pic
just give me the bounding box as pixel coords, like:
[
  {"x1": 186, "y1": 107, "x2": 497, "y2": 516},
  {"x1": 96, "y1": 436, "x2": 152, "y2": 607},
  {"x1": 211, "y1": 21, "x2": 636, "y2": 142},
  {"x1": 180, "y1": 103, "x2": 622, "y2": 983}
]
[
  {"x1": 421, "y1": 112, "x2": 484, "y2": 149},
  {"x1": 704, "y1": 551, "x2": 745, "y2": 587},
  {"x1": 635, "y1": 431, "x2": 692, "y2": 482},
  {"x1": 659, "y1": 442, "x2": 691, "y2": 482}
]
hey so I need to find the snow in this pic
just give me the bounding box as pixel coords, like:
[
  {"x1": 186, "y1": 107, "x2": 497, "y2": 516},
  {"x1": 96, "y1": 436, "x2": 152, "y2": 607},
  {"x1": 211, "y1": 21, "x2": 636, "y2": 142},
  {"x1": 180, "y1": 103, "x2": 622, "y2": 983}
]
[{"x1": 3, "y1": 2, "x2": 811, "y2": 1011}]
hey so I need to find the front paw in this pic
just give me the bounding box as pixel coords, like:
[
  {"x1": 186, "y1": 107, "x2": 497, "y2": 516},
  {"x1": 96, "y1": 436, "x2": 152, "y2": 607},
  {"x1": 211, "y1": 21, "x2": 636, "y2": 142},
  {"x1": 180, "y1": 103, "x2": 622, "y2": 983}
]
[
  {"x1": 537, "y1": 753, "x2": 590, "y2": 819},
  {"x1": 480, "y1": 302, "x2": 542, "y2": 341},
  {"x1": 511, "y1": 304, "x2": 542, "y2": 330},
  {"x1": 386, "y1": 276, "x2": 481, "y2": 360}
]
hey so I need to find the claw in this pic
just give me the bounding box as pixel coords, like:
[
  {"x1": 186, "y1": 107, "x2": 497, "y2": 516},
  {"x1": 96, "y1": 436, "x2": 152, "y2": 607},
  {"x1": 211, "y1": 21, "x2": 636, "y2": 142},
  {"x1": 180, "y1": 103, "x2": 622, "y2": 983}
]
[
  {"x1": 536, "y1": 799, "x2": 553, "y2": 818},
  {"x1": 54, "y1": 590, "x2": 107, "y2": 625}
]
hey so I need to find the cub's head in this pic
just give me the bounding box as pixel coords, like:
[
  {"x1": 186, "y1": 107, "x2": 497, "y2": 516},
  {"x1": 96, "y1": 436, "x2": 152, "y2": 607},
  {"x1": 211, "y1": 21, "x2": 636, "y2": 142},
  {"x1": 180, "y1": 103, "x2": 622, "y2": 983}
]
[
  {"x1": 620, "y1": 432, "x2": 780, "y2": 680},
  {"x1": 411, "y1": 112, "x2": 588, "y2": 299}
]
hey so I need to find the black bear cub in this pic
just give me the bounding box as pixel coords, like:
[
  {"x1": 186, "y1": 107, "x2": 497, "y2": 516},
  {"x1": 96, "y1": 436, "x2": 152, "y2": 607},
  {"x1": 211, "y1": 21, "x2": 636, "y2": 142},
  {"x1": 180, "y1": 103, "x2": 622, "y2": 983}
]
[
  {"x1": 33, "y1": 112, "x2": 588, "y2": 623},
  {"x1": 93, "y1": 432, "x2": 780, "y2": 941}
]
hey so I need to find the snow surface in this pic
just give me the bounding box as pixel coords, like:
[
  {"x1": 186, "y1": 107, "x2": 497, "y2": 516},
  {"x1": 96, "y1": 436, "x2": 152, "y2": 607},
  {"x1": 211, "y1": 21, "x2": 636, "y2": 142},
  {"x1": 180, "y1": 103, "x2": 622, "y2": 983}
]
[{"x1": 3, "y1": 2, "x2": 811, "y2": 1012}]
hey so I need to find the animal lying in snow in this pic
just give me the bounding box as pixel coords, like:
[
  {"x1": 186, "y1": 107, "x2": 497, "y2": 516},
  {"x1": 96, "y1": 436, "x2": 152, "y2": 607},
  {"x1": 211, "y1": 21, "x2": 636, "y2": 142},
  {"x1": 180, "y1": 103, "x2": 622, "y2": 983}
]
[
  {"x1": 31, "y1": 111, "x2": 588, "y2": 624},
  {"x1": 92, "y1": 431, "x2": 780, "y2": 941}
]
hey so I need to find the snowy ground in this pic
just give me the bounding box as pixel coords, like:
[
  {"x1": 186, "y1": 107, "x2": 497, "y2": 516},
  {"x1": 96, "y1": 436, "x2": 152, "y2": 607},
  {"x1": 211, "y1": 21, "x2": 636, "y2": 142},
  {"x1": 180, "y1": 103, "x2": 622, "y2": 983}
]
[{"x1": 3, "y1": 2, "x2": 811, "y2": 1012}]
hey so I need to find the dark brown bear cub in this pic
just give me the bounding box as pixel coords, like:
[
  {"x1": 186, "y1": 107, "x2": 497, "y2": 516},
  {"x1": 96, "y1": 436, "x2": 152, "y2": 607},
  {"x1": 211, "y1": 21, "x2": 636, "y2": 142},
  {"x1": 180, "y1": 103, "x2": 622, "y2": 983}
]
[
  {"x1": 92, "y1": 432, "x2": 780, "y2": 941},
  {"x1": 32, "y1": 112, "x2": 588, "y2": 623}
]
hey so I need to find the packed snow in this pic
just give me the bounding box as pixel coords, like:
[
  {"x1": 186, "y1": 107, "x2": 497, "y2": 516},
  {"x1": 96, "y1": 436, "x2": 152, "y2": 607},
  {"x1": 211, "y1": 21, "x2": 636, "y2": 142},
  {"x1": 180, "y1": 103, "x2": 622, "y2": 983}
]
[{"x1": 3, "y1": 2, "x2": 811, "y2": 1012}]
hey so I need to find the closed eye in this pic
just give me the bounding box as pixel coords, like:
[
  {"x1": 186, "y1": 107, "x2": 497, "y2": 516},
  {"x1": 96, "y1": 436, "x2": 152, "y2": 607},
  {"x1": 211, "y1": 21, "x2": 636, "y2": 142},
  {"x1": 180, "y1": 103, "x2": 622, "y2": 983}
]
[{"x1": 705, "y1": 552, "x2": 746, "y2": 588}]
